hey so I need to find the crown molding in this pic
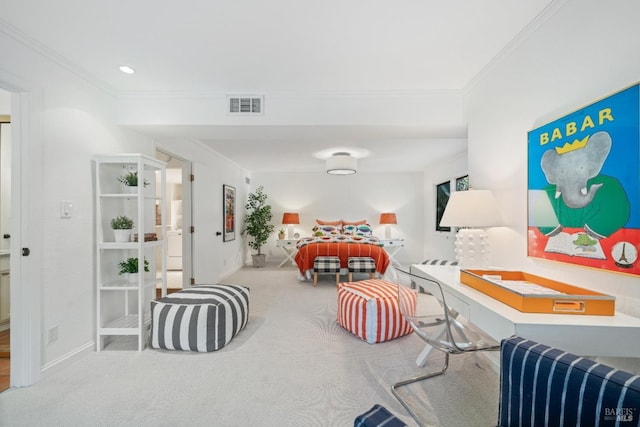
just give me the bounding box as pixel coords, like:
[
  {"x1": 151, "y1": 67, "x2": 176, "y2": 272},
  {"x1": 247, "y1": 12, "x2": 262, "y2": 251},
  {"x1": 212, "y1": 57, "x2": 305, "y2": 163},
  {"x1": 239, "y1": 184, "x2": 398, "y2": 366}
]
[
  {"x1": 117, "y1": 88, "x2": 463, "y2": 100},
  {"x1": 0, "y1": 18, "x2": 116, "y2": 97},
  {"x1": 462, "y1": 0, "x2": 570, "y2": 96}
]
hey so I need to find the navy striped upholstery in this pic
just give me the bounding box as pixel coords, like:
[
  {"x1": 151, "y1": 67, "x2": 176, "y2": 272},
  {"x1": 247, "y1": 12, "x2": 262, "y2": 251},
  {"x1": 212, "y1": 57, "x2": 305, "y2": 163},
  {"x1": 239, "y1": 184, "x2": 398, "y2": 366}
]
[
  {"x1": 354, "y1": 404, "x2": 407, "y2": 427},
  {"x1": 150, "y1": 284, "x2": 249, "y2": 352},
  {"x1": 421, "y1": 259, "x2": 458, "y2": 266},
  {"x1": 499, "y1": 336, "x2": 640, "y2": 427}
]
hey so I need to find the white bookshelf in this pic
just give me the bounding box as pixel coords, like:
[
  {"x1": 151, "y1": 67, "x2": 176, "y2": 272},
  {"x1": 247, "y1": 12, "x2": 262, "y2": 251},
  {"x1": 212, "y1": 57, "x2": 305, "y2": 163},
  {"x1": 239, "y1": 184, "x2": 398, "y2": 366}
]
[{"x1": 94, "y1": 154, "x2": 166, "y2": 351}]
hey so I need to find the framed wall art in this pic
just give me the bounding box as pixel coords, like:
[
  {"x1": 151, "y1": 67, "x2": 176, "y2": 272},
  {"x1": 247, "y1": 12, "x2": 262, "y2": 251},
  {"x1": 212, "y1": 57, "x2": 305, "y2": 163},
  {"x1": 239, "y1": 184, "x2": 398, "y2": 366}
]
[
  {"x1": 527, "y1": 83, "x2": 640, "y2": 276},
  {"x1": 223, "y1": 184, "x2": 236, "y2": 242},
  {"x1": 435, "y1": 175, "x2": 469, "y2": 232}
]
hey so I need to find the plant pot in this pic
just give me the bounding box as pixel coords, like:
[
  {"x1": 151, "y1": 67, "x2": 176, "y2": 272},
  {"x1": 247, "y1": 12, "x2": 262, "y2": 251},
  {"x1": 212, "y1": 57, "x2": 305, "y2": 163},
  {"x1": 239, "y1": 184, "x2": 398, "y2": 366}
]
[
  {"x1": 128, "y1": 272, "x2": 139, "y2": 284},
  {"x1": 114, "y1": 229, "x2": 131, "y2": 242},
  {"x1": 278, "y1": 233, "x2": 285, "y2": 240},
  {"x1": 126, "y1": 186, "x2": 138, "y2": 194},
  {"x1": 251, "y1": 254, "x2": 266, "y2": 268}
]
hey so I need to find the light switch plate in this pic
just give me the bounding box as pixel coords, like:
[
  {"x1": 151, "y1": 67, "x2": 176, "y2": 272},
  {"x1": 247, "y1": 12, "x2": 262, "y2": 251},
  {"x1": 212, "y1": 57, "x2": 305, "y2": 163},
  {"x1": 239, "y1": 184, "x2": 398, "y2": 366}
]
[{"x1": 60, "y1": 201, "x2": 73, "y2": 218}]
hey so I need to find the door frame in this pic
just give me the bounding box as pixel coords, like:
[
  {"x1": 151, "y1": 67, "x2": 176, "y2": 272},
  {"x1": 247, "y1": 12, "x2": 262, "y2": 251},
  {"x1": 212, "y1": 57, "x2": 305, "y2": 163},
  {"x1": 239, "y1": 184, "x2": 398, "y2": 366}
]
[
  {"x1": 155, "y1": 148, "x2": 193, "y2": 289},
  {"x1": 0, "y1": 73, "x2": 43, "y2": 387}
]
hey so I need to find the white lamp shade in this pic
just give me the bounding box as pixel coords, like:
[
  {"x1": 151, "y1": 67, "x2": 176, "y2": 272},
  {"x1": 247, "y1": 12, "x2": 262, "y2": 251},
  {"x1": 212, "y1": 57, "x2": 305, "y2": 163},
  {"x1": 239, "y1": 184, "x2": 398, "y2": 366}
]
[
  {"x1": 327, "y1": 152, "x2": 357, "y2": 175},
  {"x1": 440, "y1": 190, "x2": 504, "y2": 228}
]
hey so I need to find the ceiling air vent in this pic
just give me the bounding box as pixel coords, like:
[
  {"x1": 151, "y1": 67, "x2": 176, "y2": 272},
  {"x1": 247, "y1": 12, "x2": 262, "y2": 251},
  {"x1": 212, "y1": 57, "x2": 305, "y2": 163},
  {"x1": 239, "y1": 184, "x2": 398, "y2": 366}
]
[{"x1": 228, "y1": 95, "x2": 263, "y2": 114}]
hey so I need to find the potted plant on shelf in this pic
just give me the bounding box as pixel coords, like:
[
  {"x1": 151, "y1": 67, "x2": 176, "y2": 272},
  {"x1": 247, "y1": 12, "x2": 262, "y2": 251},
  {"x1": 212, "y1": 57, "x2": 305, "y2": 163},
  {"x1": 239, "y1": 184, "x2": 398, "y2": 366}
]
[
  {"x1": 117, "y1": 171, "x2": 149, "y2": 192},
  {"x1": 278, "y1": 228, "x2": 286, "y2": 240},
  {"x1": 111, "y1": 215, "x2": 134, "y2": 242},
  {"x1": 242, "y1": 186, "x2": 274, "y2": 267},
  {"x1": 118, "y1": 257, "x2": 150, "y2": 283}
]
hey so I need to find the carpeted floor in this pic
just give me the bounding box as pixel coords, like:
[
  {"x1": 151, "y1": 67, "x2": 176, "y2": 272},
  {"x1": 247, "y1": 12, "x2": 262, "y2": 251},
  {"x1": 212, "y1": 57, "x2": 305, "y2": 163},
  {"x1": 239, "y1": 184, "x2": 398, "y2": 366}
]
[{"x1": 0, "y1": 264, "x2": 499, "y2": 426}]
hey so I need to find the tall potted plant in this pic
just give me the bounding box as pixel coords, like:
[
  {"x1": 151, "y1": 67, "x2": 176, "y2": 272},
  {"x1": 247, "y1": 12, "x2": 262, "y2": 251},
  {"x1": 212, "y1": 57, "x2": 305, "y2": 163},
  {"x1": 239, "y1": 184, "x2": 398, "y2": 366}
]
[{"x1": 242, "y1": 186, "x2": 274, "y2": 267}]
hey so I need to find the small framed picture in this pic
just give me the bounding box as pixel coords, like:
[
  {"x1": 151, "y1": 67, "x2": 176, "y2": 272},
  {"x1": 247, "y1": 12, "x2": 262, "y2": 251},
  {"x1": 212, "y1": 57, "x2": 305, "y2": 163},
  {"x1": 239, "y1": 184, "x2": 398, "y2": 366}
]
[{"x1": 223, "y1": 184, "x2": 236, "y2": 242}]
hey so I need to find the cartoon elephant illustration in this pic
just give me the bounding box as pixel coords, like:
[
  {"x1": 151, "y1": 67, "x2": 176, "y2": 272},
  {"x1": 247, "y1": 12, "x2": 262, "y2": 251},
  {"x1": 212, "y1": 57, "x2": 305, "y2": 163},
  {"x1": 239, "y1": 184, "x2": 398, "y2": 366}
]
[
  {"x1": 541, "y1": 131, "x2": 611, "y2": 209},
  {"x1": 539, "y1": 131, "x2": 630, "y2": 238}
]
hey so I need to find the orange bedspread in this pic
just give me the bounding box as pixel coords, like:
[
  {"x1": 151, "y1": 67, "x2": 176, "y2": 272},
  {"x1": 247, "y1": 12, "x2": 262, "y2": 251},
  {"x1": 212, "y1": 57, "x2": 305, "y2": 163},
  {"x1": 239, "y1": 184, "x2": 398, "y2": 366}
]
[{"x1": 295, "y1": 242, "x2": 390, "y2": 276}]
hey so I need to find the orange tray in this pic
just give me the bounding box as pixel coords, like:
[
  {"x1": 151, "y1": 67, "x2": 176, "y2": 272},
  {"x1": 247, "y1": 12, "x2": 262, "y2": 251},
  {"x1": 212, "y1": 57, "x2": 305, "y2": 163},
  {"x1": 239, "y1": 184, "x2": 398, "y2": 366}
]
[{"x1": 460, "y1": 270, "x2": 615, "y2": 315}]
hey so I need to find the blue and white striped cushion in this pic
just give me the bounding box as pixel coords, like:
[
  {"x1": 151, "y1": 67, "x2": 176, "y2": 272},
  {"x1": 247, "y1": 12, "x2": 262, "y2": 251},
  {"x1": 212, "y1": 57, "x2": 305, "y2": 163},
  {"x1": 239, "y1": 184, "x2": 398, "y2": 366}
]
[
  {"x1": 150, "y1": 284, "x2": 249, "y2": 352},
  {"x1": 354, "y1": 404, "x2": 407, "y2": 427},
  {"x1": 499, "y1": 336, "x2": 640, "y2": 427}
]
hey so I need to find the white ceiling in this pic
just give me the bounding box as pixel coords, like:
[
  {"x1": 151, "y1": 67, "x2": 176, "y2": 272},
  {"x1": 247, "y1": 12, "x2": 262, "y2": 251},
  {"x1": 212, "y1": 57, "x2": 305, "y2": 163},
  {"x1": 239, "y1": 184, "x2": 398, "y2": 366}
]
[{"x1": 1, "y1": 0, "x2": 554, "y2": 172}]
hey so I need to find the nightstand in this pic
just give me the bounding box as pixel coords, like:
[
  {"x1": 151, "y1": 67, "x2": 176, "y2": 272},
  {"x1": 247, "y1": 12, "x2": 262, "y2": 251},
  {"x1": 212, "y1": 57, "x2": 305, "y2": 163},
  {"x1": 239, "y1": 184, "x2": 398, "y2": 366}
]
[
  {"x1": 380, "y1": 239, "x2": 405, "y2": 267},
  {"x1": 276, "y1": 239, "x2": 298, "y2": 268}
]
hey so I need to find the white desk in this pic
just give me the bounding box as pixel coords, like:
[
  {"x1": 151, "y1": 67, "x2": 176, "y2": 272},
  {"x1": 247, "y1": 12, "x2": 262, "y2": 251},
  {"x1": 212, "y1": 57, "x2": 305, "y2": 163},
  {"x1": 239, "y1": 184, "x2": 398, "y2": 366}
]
[
  {"x1": 410, "y1": 264, "x2": 640, "y2": 358},
  {"x1": 276, "y1": 239, "x2": 298, "y2": 268}
]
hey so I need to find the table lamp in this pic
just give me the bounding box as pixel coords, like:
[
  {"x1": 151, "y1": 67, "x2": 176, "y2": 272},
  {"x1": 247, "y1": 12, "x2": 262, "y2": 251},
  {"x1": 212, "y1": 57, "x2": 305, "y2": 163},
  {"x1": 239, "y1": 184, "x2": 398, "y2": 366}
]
[
  {"x1": 440, "y1": 190, "x2": 504, "y2": 269},
  {"x1": 379, "y1": 213, "x2": 397, "y2": 239},
  {"x1": 282, "y1": 212, "x2": 300, "y2": 239}
]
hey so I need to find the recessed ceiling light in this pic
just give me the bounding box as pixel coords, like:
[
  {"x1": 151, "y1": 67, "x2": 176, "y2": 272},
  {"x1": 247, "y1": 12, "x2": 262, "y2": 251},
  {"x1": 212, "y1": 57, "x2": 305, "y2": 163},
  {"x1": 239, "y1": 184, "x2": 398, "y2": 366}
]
[{"x1": 119, "y1": 65, "x2": 135, "y2": 74}]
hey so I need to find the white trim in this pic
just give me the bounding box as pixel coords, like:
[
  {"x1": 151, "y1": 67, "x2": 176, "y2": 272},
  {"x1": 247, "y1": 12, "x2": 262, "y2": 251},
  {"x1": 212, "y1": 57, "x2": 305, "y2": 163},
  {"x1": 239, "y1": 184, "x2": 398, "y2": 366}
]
[
  {"x1": 181, "y1": 160, "x2": 193, "y2": 289},
  {"x1": 41, "y1": 341, "x2": 94, "y2": 372},
  {"x1": 0, "y1": 69, "x2": 43, "y2": 387}
]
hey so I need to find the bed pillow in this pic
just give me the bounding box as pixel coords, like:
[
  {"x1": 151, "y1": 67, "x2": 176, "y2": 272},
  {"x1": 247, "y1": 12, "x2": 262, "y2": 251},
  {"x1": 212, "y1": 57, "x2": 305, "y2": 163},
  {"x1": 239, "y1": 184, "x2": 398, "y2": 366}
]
[
  {"x1": 343, "y1": 223, "x2": 373, "y2": 237},
  {"x1": 312, "y1": 224, "x2": 342, "y2": 237},
  {"x1": 316, "y1": 219, "x2": 342, "y2": 226},
  {"x1": 342, "y1": 219, "x2": 368, "y2": 225}
]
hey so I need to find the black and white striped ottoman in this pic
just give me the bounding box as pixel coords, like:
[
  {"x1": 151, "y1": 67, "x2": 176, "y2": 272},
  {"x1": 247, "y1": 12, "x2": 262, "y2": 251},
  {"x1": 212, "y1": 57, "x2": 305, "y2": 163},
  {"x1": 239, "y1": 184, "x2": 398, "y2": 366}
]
[
  {"x1": 150, "y1": 284, "x2": 249, "y2": 352},
  {"x1": 313, "y1": 256, "x2": 341, "y2": 287},
  {"x1": 347, "y1": 257, "x2": 376, "y2": 282}
]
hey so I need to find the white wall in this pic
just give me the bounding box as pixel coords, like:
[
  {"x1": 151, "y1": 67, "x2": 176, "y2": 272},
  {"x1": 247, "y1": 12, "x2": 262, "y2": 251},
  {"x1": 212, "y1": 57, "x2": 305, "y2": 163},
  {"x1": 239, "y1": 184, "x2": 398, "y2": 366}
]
[
  {"x1": 155, "y1": 140, "x2": 249, "y2": 281},
  {"x1": 0, "y1": 30, "x2": 154, "y2": 367},
  {"x1": 423, "y1": 151, "x2": 468, "y2": 260},
  {"x1": 251, "y1": 171, "x2": 425, "y2": 266},
  {"x1": 464, "y1": 0, "x2": 640, "y2": 370}
]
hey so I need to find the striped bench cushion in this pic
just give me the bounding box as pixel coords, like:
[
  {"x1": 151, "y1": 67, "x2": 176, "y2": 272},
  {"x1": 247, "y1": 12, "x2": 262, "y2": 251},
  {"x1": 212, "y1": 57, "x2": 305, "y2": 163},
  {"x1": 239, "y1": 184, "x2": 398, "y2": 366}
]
[
  {"x1": 421, "y1": 259, "x2": 458, "y2": 266},
  {"x1": 314, "y1": 256, "x2": 341, "y2": 272},
  {"x1": 337, "y1": 279, "x2": 414, "y2": 344},
  {"x1": 499, "y1": 336, "x2": 640, "y2": 427},
  {"x1": 348, "y1": 257, "x2": 376, "y2": 272},
  {"x1": 355, "y1": 404, "x2": 407, "y2": 427},
  {"x1": 150, "y1": 284, "x2": 249, "y2": 352}
]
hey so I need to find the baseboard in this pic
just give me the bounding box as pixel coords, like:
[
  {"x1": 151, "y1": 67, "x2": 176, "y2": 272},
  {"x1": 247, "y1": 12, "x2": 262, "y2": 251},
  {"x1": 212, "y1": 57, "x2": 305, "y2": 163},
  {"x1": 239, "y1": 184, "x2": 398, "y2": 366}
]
[{"x1": 41, "y1": 341, "x2": 94, "y2": 373}]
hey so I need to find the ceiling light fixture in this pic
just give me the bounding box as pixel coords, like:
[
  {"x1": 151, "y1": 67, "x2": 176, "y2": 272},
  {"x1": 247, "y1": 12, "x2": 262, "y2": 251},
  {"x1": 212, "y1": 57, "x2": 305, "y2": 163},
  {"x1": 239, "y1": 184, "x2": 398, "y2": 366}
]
[
  {"x1": 119, "y1": 65, "x2": 136, "y2": 74},
  {"x1": 326, "y1": 152, "x2": 357, "y2": 175}
]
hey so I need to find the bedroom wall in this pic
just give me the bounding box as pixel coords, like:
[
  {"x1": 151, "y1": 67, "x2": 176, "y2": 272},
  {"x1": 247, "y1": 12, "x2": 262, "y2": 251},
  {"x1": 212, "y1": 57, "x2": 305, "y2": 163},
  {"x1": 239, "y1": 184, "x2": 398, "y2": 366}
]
[
  {"x1": 155, "y1": 140, "x2": 249, "y2": 282},
  {"x1": 0, "y1": 29, "x2": 155, "y2": 368},
  {"x1": 464, "y1": 0, "x2": 640, "y2": 370},
  {"x1": 422, "y1": 151, "x2": 468, "y2": 260},
  {"x1": 251, "y1": 171, "x2": 425, "y2": 267}
]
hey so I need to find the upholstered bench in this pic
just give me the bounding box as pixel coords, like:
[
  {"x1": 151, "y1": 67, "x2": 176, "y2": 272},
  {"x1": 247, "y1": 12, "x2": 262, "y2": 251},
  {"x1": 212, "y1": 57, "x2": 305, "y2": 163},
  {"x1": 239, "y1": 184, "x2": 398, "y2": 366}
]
[
  {"x1": 499, "y1": 336, "x2": 640, "y2": 426},
  {"x1": 313, "y1": 256, "x2": 341, "y2": 287},
  {"x1": 347, "y1": 256, "x2": 376, "y2": 282},
  {"x1": 150, "y1": 284, "x2": 249, "y2": 352},
  {"x1": 337, "y1": 279, "x2": 414, "y2": 344}
]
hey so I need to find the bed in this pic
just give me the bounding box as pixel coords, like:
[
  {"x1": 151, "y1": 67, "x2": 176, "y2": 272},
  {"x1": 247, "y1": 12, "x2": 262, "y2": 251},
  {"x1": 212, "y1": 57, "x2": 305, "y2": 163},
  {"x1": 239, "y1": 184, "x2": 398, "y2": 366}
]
[{"x1": 293, "y1": 221, "x2": 392, "y2": 281}]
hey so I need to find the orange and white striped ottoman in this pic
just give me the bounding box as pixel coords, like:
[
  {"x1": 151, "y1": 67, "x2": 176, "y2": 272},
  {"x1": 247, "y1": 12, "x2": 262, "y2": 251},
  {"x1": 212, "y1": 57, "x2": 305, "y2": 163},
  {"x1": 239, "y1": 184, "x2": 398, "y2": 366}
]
[{"x1": 337, "y1": 279, "x2": 415, "y2": 344}]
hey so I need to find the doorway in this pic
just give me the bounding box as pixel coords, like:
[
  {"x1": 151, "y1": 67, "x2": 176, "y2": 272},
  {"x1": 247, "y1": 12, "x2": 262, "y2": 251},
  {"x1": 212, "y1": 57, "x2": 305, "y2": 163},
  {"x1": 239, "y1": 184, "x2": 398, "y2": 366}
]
[
  {"x1": 155, "y1": 149, "x2": 193, "y2": 295},
  {"x1": 0, "y1": 95, "x2": 11, "y2": 392}
]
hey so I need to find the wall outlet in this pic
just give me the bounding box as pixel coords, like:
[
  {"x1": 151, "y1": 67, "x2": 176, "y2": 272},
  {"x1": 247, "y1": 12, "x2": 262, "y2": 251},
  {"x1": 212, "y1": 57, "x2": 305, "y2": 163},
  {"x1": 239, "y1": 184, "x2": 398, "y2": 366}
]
[{"x1": 47, "y1": 325, "x2": 59, "y2": 344}]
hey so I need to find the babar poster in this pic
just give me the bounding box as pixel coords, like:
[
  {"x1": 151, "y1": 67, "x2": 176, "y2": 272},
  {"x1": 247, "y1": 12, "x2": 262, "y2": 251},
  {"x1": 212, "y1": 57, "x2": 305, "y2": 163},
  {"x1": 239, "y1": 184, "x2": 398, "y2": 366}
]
[{"x1": 528, "y1": 83, "x2": 640, "y2": 276}]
